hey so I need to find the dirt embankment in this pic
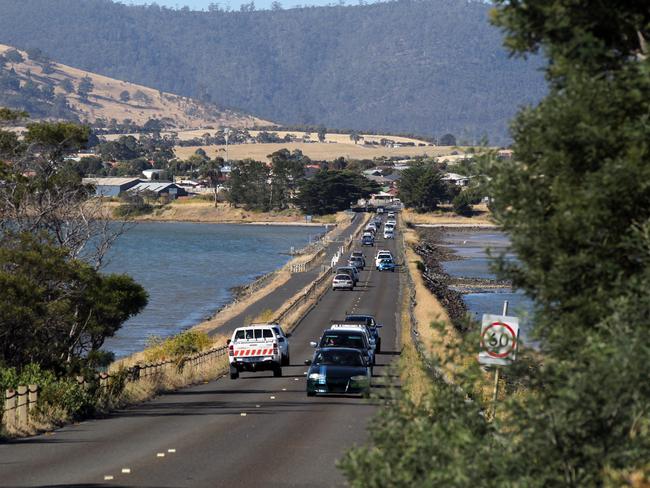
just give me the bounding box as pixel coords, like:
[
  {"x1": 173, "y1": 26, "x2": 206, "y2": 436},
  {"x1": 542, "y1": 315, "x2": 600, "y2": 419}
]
[{"x1": 412, "y1": 228, "x2": 469, "y2": 331}]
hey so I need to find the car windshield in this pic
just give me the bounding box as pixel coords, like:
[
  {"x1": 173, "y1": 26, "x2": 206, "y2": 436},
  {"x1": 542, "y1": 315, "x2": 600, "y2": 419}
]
[
  {"x1": 335, "y1": 274, "x2": 351, "y2": 280},
  {"x1": 314, "y1": 350, "x2": 364, "y2": 366},
  {"x1": 320, "y1": 333, "x2": 366, "y2": 349}
]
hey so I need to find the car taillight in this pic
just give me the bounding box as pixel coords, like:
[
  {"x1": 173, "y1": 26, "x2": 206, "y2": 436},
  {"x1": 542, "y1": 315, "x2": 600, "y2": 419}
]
[
  {"x1": 273, "y1": 342, "x2": 278, "y2": 354},
  {"x1": 228, "y1": 344, "x2": 234, "y2": 356}
]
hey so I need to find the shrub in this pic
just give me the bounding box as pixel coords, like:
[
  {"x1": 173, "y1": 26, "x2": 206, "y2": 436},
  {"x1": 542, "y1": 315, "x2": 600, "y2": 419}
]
[{"x1": 144, "y1": 331, "x2": 212, "y2": 363}]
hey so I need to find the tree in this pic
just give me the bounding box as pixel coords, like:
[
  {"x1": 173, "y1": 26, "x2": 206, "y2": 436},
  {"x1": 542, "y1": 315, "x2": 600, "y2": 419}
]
[
  {"x1": 0, "y1": 233, "x2": 147, "y2": 372},
  {"x1": 4, "y1": 49, "x2": 24, "y2": 64},
  {"x1": 349, "y1": 131, "x2": 361, "y2": 144},
  {"x1": 317, "y1": 125, "x2": 327, "y2": 143},
  {"x1": 398, "y1": 163, "x2": 454, "y2": 212},
  {"x1": 269, "y1": 149, "x2": 306, "y2": 209},
  {"x1": 227, "y1": 159, "x2": 270, "y2": 210},
  {"x1": 59, "y1": 78, "x2": 74, "y2": 93},
  {"x1": 119, "y1": 90, "x2": 130, "y2": 102},
  {"x1": 199, "y1": 158, "x2": 224, "y2": 208},
  {"x1": 345, "y1": 3, "x2": 650, "y2": 487},
  {"x1": 296, "y1": 170, "x2": 379, "y2": 215},
  {"x1": 439, "y1": 133, "x2": 456, "y2": 146},
  {"x1": 77, "y1": 76, "x2": 94, "y2": 100}
]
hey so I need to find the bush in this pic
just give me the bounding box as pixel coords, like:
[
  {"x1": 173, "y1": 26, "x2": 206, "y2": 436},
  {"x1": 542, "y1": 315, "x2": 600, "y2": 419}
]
[
  {"x1": 144, "y1": 331, "x2": 213, "y2": 363},
  {"x1": 0, "y1": 364, "x2": 95, "y2": 420}
]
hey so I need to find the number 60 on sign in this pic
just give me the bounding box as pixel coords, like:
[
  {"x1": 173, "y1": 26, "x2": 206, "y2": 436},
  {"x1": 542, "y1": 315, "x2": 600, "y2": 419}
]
[{"x1": 478, "y1": 314, "x2": 519, "y2": 367}]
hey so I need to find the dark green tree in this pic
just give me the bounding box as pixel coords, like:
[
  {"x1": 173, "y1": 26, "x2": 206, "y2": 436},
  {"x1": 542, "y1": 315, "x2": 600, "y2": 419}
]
[
  {"x1": 439, "y1": 133, "x2": 456, "y2": 146},
  {"x1": 227, "y1": 159, "x2": 270, "y2": 210},
  {"x1": 297, "y1": 170, "x2": 379, "y2": 215},
  {"x1": 77, "y1": 76, "x2": 94, "y2": 100},
  {"x1": 317, "y1": 125, "x2": 327, "y2": 142},
  {"x1": 59, "y1": 78, "x2": 74, "y2": 93},
  {"x1": 398, "y1": 163, "x2": 454, "y2": 212},
  {"x1": 0, "y1": 233, "x2": 147, "y2": 372},
  {"x1": 269, "y1": 148, "x2": 306, "y2": 209},
  {"x1": 119, "y1": 90, "x2": 130, "y2": 102}
]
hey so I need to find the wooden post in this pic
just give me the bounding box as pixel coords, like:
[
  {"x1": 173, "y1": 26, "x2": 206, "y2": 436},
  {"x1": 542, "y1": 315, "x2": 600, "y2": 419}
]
[
  {"x1": 16, "y1": 386, "x2": 28, "y2": 426},
  {"x1": 4, "y1": 389, "x2": 16, "y2": 429},
  {"x1": 28, "y1": 385, "x2": 38, "y2": 412}
]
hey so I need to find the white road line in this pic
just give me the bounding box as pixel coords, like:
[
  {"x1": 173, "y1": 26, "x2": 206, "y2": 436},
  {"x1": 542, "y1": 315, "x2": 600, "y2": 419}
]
[
  {"x1": 121, "y1": 468, "x2": 131, "y2": 474},
  {"x1": 157, "y1": 453, "x2": 165, "y2": 458},
  {"x1": 168, "y1": 448, "x2": 176, "y2": 453},
  {"x1": 240, "y1": 412, "x2": 247, "y2": 416},
  {"x1": 104, "y1": 475, "x2": 114, "y2": 481},
  {"x1": 270, "y1": 395, "x2": 276, "y2": 399}
]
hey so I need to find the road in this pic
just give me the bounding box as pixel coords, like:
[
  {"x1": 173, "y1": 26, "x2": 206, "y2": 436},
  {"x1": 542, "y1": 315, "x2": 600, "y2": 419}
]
[
  {"x1": 208, "y1": 214, "x2": 364, "y2": 338},
  {"x1": 0, "y1": 223, "x2": 402, "y2": 488}
]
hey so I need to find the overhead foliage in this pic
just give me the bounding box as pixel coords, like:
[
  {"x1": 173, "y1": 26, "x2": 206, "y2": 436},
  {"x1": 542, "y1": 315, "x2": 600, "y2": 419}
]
[{"x1": 343, "y1": 1, "x2": 650, "y2": 486}]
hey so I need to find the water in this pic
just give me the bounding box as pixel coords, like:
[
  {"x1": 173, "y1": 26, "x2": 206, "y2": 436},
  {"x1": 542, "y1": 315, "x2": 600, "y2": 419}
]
[
  {"x1": 101, "y1": 222, "x2": 324, "y2": 358},
  {"x1": 439, "y1": 230, "x2": 535, "y2": 345}
]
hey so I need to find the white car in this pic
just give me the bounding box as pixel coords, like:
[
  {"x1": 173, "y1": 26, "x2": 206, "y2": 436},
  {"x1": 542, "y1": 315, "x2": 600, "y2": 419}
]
[
  {"x1": 332, "y1": 273, "x2": 354, "y2": 291},
  {"x1": 228, "y1": 324, "x2": 289, "y2": 379},
  {"x1": 375, "y1": 250, "x2": 393, "y2": 267},
  {"x1": 383, "y1": 229, "x2": 394, "y2": 239}
]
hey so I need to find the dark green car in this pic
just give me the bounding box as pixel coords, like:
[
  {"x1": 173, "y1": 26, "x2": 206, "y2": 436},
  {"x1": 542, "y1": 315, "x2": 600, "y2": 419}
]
[{"x1": 306, "y1": 347, "x2": 371, "y2": 397}]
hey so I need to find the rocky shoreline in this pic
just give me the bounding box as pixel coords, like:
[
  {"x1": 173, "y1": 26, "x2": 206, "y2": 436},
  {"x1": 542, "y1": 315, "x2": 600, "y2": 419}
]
[{"x1": 412, "y1": 227, "x2": 511, "y2": 332}]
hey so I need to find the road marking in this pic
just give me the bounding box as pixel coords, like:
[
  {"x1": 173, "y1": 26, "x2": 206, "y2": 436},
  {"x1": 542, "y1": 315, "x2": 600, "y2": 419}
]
[
  {"x1": 104, "y1": 475, "x2": 114, "y2": 481},
  {"x1": 282, "y1": 388, "x2": 287, "y2": 391},
  {"x1": 294, "y1": 378, "x2": 299, "y2": 381},
  {"x1": 256, "y1": 404, "x2": 261, "y2": 408},
  {"x1": 168, "y1": 448, "x2": 176, "y2": 453},
  {"x1": 240, "y1": 412, "x2": 247, "y2": 416},
  {"x1": 270, "y1": 395, "x2": 276, "y2": 399},
  {"x1": 157, "y1": 452, "x2": 165, "y2": 458},
  {"x1": 121, "y1": 468, "x2": 131, "y2": 474}
]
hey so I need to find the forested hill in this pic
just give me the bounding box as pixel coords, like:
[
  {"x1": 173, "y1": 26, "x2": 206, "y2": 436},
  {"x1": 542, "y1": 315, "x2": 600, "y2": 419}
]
[{"x1": 0, "y1": 0, "x2": 545, "y2": 143}]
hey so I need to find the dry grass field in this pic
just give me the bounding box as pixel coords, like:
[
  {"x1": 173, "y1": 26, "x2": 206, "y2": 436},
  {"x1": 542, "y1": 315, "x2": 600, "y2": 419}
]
[
  {"x1": 174, "y1": 141, "x2": 456, "y2": 162},
  {"x1": 0, "y1": 43, "x2": 269, "y2": 128},
  {"x1": 105, "y1": 200, "x2": 347, "y2": 225},
  {"x1": 401, "y1": 203, "x2": 496, "y2": 227}
]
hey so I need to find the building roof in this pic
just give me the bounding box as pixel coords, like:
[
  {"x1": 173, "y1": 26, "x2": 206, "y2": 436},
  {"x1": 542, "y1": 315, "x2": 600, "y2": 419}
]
[
  {"x1": 128, "y1": 182, "x2": 178, "y2": 193},
  {"x1": 82, "y1": 177, "x2": 141, "y2": 187}
]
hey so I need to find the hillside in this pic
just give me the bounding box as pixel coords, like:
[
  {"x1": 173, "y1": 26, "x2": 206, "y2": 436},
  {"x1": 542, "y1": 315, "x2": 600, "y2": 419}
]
[
  {"x1": 0, "y1": 44, "x2": 270, "y2": 128},
  {"x1": 0, "y1": 0, "x2": 546, "y2": 144}
]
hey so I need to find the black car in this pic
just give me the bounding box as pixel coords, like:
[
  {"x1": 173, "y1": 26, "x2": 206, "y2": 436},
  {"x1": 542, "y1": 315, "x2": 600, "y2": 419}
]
[
  {"x1": 306, "y1": 347, "x2": 371, "y2": 396},
  {"x1": 310, "y1": 328, "x2": 374, "y2": 365},
  {"x1": 344, "y1": 314, "x2": 383, "y2": 352}
]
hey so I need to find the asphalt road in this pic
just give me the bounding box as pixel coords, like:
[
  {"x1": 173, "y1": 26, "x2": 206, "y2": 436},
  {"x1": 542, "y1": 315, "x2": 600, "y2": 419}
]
[
  {"x1": 0, "y1": 221, "x2": 402, "y2": 488},
  {"x1": 208, "y1": 214, "x2": 365, "y2": 338}
]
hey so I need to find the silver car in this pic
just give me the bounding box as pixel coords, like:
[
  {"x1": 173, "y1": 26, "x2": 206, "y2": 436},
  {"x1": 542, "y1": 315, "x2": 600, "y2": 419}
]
[{"x1": 332, "y1": 274, "x2": 354, "y2": 291}]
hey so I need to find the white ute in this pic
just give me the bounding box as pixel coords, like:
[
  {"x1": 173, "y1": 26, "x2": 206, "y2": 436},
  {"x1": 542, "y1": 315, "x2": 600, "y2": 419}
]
[{"x1": 227, "y1": 324, "x2": 290, "y2": 379}]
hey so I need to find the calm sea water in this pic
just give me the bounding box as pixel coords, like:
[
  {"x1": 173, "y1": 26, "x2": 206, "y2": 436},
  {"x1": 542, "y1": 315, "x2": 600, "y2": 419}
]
[
  {"x1": 439, "y1": 230, "x2": 535, "y2": 345},
  {"x1": 102, "y1": 222, "x2": 324, "y2": 358}
]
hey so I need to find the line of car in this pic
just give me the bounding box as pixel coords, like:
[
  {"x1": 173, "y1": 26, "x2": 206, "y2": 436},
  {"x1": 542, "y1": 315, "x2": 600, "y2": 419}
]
[{"x1": 227, "y1": 211, "x2": 397, "y2": 398}]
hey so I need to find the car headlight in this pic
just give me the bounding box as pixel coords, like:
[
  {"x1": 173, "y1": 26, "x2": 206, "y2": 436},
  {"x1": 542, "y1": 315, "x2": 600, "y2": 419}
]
[{"x1": 309, "y1": 373, "x2": 326, "y2": 383}]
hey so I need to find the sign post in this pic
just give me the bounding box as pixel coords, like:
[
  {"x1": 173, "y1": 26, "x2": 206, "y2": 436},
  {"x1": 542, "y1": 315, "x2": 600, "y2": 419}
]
[{"x1": 478, "y1": 301, "x2": 519, "y2": 420}]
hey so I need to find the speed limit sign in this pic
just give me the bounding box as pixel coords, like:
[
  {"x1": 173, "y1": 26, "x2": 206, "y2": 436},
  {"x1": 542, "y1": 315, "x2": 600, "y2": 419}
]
[{"x1": 478, "y1": 314, "x2": 519, "y2": 367}]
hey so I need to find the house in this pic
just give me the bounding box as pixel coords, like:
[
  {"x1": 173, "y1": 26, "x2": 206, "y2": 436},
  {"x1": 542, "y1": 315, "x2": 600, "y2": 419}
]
[
  {"x1": 82, "y1": 177, "x2": 142, "y2": 197},
  {"x1": 127, "y1": 181, "x2": 188, "y2": 199},
  {"x1": 442, "y1": 173, "x2": 470, "y2": 187}
]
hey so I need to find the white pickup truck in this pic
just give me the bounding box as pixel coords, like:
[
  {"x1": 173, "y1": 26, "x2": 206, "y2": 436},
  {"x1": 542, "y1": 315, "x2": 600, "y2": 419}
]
[{"x1": 227, "y1": 324, "x2": 290, "y2": 379}]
